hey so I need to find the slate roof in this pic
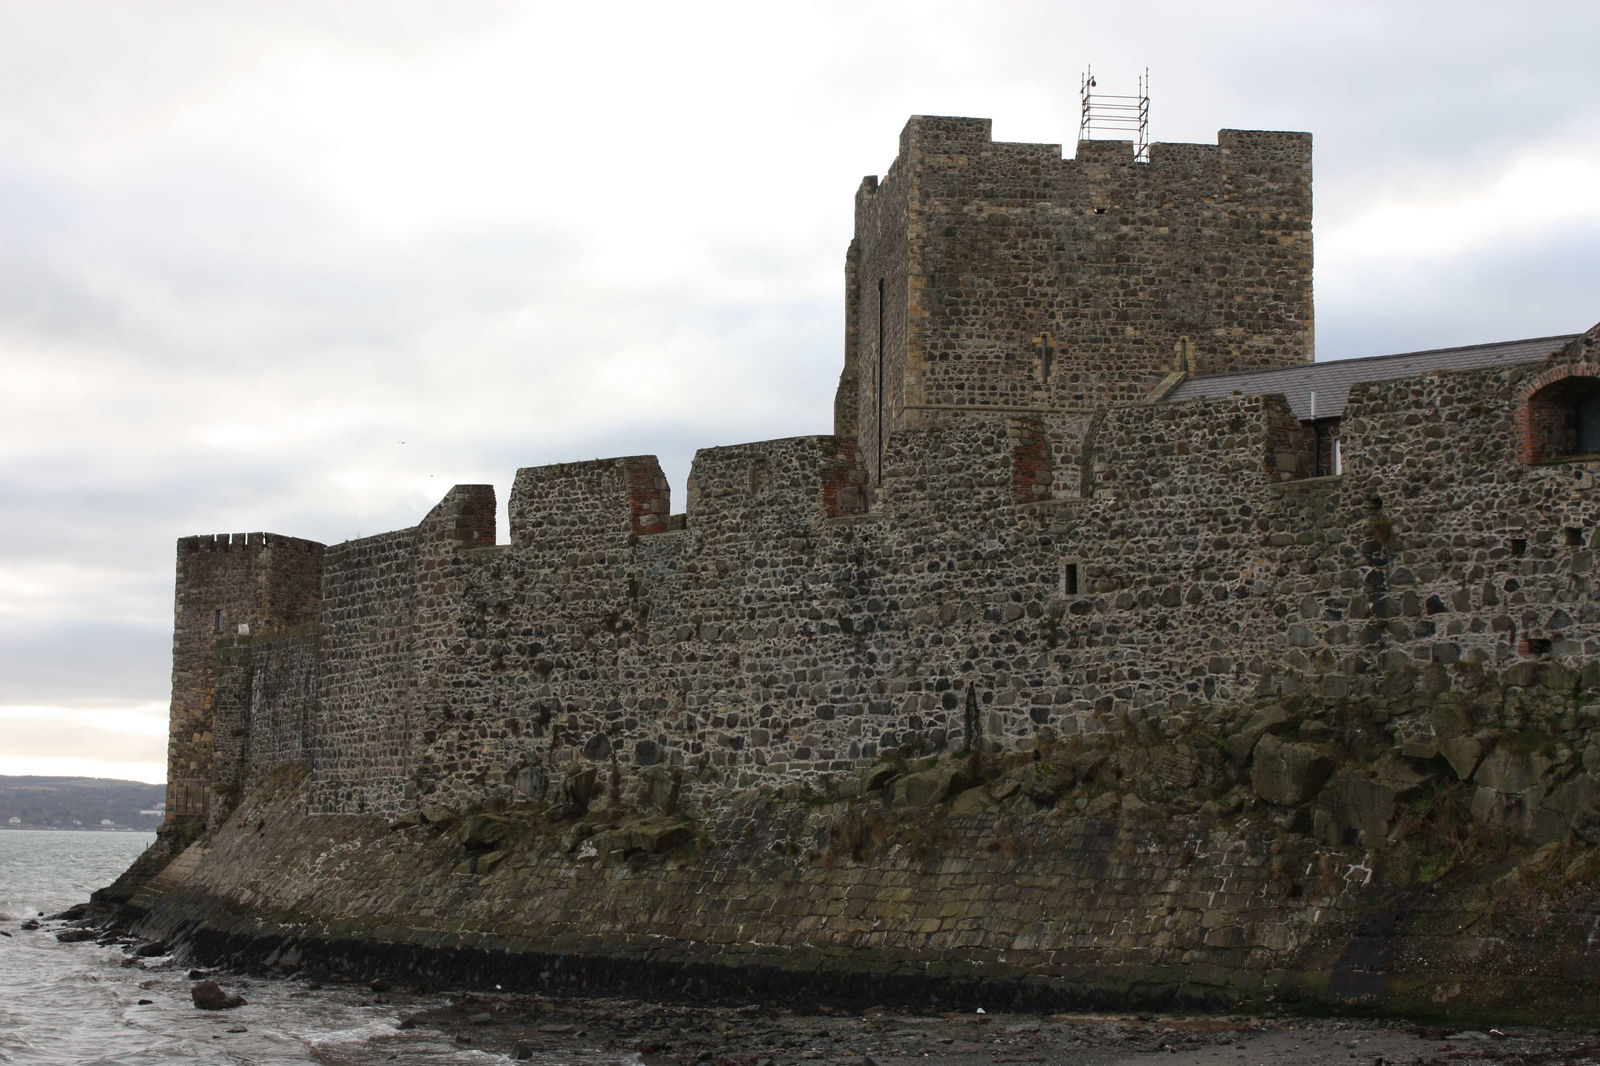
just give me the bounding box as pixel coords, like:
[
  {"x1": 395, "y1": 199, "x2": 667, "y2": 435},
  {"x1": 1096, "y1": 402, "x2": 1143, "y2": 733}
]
[{"x1": 1163, "y1": 335, "x2": 1580, "y2": 421}]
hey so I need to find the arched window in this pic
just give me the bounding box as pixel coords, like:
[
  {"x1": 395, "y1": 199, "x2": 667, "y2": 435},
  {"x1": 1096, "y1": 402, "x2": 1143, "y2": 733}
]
[{"x1": 1521, "y1": 373, "x2": 1600, "y2": 462}]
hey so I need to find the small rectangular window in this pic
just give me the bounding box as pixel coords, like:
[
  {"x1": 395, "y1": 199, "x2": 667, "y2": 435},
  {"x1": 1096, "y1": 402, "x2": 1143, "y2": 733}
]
[
  {"x1": 1310, "y1": 418, "x2": 1341, "y2": 477},
  {"x1": 1061, "y1": 559, "x2": 1081, "y2": 597},
  {"x1": 1511, "y1": 538, "x2": 1527, "y2": 558},
  {"x1": 1566, "y1": 527, "x2": 1584, "y2": 547},
  {"x1": 212, "y1": 609, "x2": 224, "y2": 633}
]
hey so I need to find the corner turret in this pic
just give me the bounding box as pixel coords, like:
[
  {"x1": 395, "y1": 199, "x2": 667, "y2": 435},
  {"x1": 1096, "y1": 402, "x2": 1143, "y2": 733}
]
[{"x1": 165, "y1": 533, "x2": 324, "y2": 828}]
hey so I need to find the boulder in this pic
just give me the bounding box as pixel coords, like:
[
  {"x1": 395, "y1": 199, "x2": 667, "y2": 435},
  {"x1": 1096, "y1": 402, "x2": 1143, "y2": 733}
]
[
  {"x1": 564, "y1": 765, "x2": 600, "y2": 809},
  {"x1": 514, "y1": 765, "x2": 546, "y2": 797},
  {"x1": 459, "y1": 813, "x2": 511, "y2": 848},
  {"x1": 889, "y1": 756, "x2": 978, "y2": 809},
  {"x1": 1224, "y1": 706, "x2": 1292, "y2": 763},
  {"x1": 1329, "y1": 759, "x2": 1429, "y2": 843},
  {"x1": 191, "y1": 980, "x2": 247, "y2": 1010},
  {"x1": 1533, "y1": 775, "x2": 1600, "y2": 842},
  {"x1": 949, "y1": 786, "x2": 996, "y2": 817},
  {"x1": 1474, "y1": 746, "x2": 1554, "y2": 795},
  {"x1": 55, "y1": 928, "x2": 96, "y2": 943},
  {"x1": 1426, "y1": 701, "x2": 1473, "y2": 741},
  {"x1": 1440, "y1": 735, "x2": 1488, "y2": 780},
  {"x1": 889, "y1": 767, "x2": 955, "y2": 808},
  {"x1": 420, "y1": 805, "x2": 457, "y2": 828},
  {"x1": 591, "y1": 817, "x2": 694, "y2": 861},
  {"x1": 630, "y1": 818, "x2": 691, "y2": 853},
  {"x1": 861, "y1": 761, "x2": 899, "y2": 793},
  {"x1": 1251, "y1": 735, "x2": 1336, "y2": 807}
]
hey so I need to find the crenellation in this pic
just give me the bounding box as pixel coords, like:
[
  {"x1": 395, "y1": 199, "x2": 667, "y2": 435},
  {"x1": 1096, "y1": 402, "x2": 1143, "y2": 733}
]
[
  {"x1": 178, "y1": 531, "x2": 324, "y2": 554},
  {"x1": 510, "y1": 455, "x2": 670, "y2": 552},
  {"x1": 899, "y1": 114, "x2": 993, "y2": 158},
  {"x1": 419, "y1": 483, "x2": 497, "y2": 547}
]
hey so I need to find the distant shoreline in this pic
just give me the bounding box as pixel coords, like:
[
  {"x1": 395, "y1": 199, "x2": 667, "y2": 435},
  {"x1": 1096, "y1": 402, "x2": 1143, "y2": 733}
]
[{"x1": 0, "y1": 827, "x2": 156, "y2": 833}]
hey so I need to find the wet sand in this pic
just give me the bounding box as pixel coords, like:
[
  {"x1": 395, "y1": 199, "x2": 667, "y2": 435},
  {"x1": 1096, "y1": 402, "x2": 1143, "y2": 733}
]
[{"x1": 374, "y1": 993, "x2": 1600, "y2": 1066}]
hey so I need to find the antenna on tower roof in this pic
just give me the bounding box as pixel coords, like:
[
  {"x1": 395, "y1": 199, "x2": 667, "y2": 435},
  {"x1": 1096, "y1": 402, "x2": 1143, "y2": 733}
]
[{"x1": 1079, "y1": 66, "x2": 1150, "y2": 162}]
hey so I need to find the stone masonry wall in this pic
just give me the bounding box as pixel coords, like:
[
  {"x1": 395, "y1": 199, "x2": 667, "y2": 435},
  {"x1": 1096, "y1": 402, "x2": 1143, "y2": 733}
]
[
  {"x1": 189, "y1": 329, "x2": 1600, "y2": 831},
  {"x1": 303, "y1": 484, "x2": 497, "y2": 815},
  {"x1": 839, "y1": 142, "x2": 913, "y2": 481},
  {"x1": 203, "y1": 630, "x2": 320, "y2": 827},
  {"x1": 838, "y1": 117, "x2": 1313, "y2": 478},
  {"x1": 247, "y1": 631, "x2": 321, "y2": 785},
  {"x1": 313, "y1": 528, "x2": 419, "y2": 814},
  {"x1": 139, "y1": 322, "x2": 1593, "y2": 863},
  {"x1": 166, "y1": 533, "x2": 322, "y2": 824}
]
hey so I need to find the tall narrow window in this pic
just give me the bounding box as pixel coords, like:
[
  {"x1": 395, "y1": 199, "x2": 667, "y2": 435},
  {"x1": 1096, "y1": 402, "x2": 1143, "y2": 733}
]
[
  {"x1": 1036, "y1": 332, "x2": 1055, "y2": 384},
  {"x1": 1061, "y1": 559, "x2": 1082, "y2": 597},
  {"x1": 1310, "y1": 418, "x2": 1341, "y2": 477},
  {"x1": 213, "y1": 609, "x2": 224, "y2": 633},
  {"x1": 1579, "y1": 393, "x2": 1600, "y2": 454}
]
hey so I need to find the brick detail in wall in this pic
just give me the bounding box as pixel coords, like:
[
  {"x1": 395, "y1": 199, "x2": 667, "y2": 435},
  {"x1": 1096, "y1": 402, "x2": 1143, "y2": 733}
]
[
  {"x1": 624, "y1": 457, "x2": 672, "y2": 536},
  {"x1": 1516, "y1": 360, "x2": 1600, "y2": 463},
  {"x1": 1008, "y1": 418, "x2": 1053, "y2": 504},
  {"x1": 819, "y1": 438, "x2": 869, "y2": 517}
]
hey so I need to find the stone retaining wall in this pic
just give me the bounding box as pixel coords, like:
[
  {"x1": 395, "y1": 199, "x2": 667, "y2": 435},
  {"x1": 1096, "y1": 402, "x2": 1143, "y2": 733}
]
[{"x1": 124, "y1": 679, "x2": 1600, "y2": 1023}]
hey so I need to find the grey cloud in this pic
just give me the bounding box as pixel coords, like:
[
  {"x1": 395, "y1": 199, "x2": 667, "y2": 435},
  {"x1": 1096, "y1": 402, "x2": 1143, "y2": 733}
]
[
  {"x1": 0, "y1": 154, "x2": 581, "y2": 375},
  {"x1": 0, "y1": 457, "x2": 320, "y2": 560},
  {"x1": 0, "y1": 619, "x2": 169, "y2": 706},
  {"x1": 1318, "y1": 221, "x2": 1600, "y2": 361},
  {"x1": 0, "y1": 719, "x2": 167, "y2": 763},
  {"x1": 0, "y1": 166, "x2": 131, "y2": 344}
]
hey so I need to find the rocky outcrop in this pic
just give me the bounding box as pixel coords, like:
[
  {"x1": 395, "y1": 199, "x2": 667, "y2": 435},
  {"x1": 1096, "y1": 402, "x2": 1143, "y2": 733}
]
[{"x1": 108, "y1": 663, "x2": 1600, "y2": 1027}]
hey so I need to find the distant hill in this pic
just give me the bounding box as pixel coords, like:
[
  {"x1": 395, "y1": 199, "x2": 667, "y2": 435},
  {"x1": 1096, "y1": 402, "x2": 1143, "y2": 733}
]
[{"x1": 0, "y1": 776, "x2": 165, "y2": 830}]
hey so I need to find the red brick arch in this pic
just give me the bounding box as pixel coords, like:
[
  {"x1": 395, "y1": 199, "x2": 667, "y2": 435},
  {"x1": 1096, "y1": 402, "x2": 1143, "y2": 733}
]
[{"x1": 1515, "y1": 363, "x2": 1600, "y2": 463}]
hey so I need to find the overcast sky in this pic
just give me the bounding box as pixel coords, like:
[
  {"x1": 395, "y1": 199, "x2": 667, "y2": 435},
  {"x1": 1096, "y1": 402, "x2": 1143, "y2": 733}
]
[{"x1": 3, "y1": 1, "x2": 1598, "y2": 785}]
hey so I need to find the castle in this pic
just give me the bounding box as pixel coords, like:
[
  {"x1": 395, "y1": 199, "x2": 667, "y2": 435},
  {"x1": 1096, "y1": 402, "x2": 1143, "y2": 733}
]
[
  {"x1": 163, "y1": 114, "x2": 1596, "y2": 828},
  {"x1": 125, "y1": 115, "x2": 1600, "y2": 1018}
]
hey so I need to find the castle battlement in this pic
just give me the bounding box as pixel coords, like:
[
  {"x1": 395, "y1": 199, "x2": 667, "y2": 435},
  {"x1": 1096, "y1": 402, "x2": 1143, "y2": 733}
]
[
  {"x1": 177, "y1": 531, "x2": 324, "y2": 554},
  {"x1": 877, "y1": 114, "x2": 1311, "y2": 179},
  {"x1": 510, "y1": 456, "x2": 669, "y2": 551}
]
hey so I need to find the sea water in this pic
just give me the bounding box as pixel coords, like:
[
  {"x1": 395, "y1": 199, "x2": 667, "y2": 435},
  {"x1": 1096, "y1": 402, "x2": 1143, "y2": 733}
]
[{"x1": 0, "y1": 830, "x2": 554, "y2": 1065}]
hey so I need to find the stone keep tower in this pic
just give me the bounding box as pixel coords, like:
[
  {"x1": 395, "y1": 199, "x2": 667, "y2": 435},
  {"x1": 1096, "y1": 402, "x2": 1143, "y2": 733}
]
[{"x1": 834, "y1": 116, "x2": 1314, "y2": 480}]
